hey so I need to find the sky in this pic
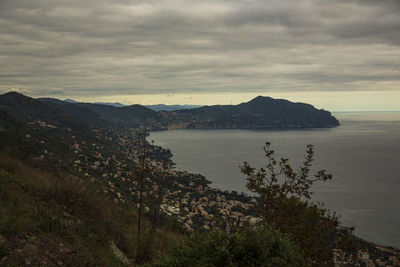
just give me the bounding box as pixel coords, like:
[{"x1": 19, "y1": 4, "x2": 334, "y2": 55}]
[{"x1": 0, "y1": 0, "x2": 399, "y2": 111}]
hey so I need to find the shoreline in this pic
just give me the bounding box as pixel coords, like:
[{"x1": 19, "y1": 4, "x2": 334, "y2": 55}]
[{"x1": 149, "y1": 126, "x2": 400, "y2": 250}]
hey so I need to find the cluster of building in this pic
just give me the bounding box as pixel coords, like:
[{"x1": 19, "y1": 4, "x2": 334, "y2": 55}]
[
  {"x1": 31, "y1": 126, "x2": 262, "y2": 232},
  {"x1": 333, "y1": 249, "x2": 399, "y2": 266}
]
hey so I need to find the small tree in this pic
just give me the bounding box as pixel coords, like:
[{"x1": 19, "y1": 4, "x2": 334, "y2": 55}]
[
  {"x1": 133, "y1": 127, "x2": 172, "y2": 263},
  {"x1": 147, "y1": 162, "x2": 170, "y2": 251},
  {"x1": 135, "y1": 127, "x2": 148, "y2": 263},
  {"x1": 240, "y1": 141, "x2": 340, "y2": 266},
  {"x1": 240, "y1": 141, "x2": 332, "y2": 225}
]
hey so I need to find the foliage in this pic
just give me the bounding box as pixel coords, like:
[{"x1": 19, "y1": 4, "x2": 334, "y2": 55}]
[
  {"x1": 240, "y1": 141, "x2": 341, "y2": 266},
  {"x1": 273, "y1": 196, "x2": 339, "y2": 265},
  {"x1": 152, "y1": 227, "x2": 311, "y2": 267},
  {"x1": 0, "y1": 152, "x2": 181, "y2": 266}
]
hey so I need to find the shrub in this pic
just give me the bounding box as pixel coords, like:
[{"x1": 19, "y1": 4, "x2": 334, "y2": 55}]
[
  {"x1": 152, "y1": 227, "x2": 311, "y2": 267},
  {"x1": 240, "y1": 142, "x2": 342, "y2": 265}
]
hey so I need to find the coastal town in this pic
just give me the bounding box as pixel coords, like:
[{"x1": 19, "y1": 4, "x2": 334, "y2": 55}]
[
  {"x1": 26, "y1": 121, "x2": 260, "y2": 232},
  {"x1": 333, "y1": 248, "x2": 400, "y2": 266}
]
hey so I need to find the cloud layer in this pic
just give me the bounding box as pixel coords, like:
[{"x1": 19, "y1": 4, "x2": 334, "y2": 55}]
[{"x1": 0, "y1": 0, "x2": 399, "y2": 98}]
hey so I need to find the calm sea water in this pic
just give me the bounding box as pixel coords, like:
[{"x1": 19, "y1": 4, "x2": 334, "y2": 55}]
[{"x1": 149, "y1": 112, "x2": 400, "y2": 247}]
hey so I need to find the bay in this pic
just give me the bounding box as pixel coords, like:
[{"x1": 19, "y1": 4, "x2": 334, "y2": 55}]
[{"x1": 149, "y1": 112, "x2": 400, "y2": 248}]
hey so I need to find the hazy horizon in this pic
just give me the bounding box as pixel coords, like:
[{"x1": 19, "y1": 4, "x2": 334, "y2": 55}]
[{"x1": 3, "y1": 90, "x2": 400, "y2": 112}]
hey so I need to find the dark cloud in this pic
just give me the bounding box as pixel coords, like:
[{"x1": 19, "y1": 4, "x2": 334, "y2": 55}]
[{"x1": 0, "y1": 0, "x2": 399, "y2": 98}]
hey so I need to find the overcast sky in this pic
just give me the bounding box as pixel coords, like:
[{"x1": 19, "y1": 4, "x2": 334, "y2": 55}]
[{"x1": 0, "y1": 0, "x2": 399, "y2": 110}]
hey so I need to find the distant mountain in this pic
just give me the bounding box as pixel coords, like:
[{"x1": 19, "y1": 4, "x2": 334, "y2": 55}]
[
  {"x1": 64, "y1": 99, "x2": 78, "y2": 104},
  {"x1": 65, "y1": 100, "x2": 202, "y2": 110},
  {"x1": 146, "y1": 104, "x2": 203, "y2": 112},
  {"x1": 2, "y1": 92, "x2": 339, "y2": 131},
  {"x1": 0, "y1": 92, "x2": 89, "y2": 132},
  {"x1": 165, "y1": 96, "x2": 340, "y2": 129},
  {"x1": 94, "y1": 102, "x2": 126, "y2": 108},
  {"x1": 41, "y1": 97, "x2": 159, "y2": 128},
  {"x1": 64, "y1": 99, "x2": 126, "y2": 108},
  {"x1": 75, "y1": 102, "x2": 159, "y2": 128},
  {"x1": 38, "y1": 98, "x2": 113, "y2": 128}
]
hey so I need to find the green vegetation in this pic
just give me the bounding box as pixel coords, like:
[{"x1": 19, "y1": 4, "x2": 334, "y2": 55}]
[
  {"x1": 153, "y1": 227, "x2": 311, "y2": 267},
  {"x1": 240, "y1": 142, "x2": 352, "y2": 266},
  {"x1": 0, "y1": 153, "x2": 180, "y2": 266}
]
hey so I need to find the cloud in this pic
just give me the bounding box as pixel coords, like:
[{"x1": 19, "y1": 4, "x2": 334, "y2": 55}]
[{"x1": 0, "y1": 0, "x2": 399, "y2": 98}]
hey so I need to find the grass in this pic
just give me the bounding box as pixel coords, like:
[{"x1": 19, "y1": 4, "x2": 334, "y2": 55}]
[{"x1": 0, "y1": 151, "x2": 182, "y2": 266}]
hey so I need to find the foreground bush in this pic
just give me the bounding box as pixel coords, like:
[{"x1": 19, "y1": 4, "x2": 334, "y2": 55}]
[
  {"x1": 241, "y1": 142, "x2": 343, "y2": 265},
  {"x1": 153, "y1": 227, "x2": 311, "y2": 267}
]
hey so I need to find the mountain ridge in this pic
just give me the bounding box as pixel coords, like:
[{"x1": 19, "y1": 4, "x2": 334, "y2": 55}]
[
  {"x1": 168, "y1": 95, "x2": 339, "y2": 129},
  {"x1": 0, "y1": 92, "x2": 90, "y2": 132},
  {"x1": 146, "y1": 104, "x2": 204, "y2": 111},
  {"x1": 1, "y1": 92, "x2": 340, "y2": 131}
]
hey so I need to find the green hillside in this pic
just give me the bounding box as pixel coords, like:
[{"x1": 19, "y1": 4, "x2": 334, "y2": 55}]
[{"x1": 0, "y1": 153, "x2": 180, "y2": 266}]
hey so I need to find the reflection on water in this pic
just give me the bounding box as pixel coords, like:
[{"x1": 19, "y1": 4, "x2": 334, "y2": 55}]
[{"x1": 149, "y1": 112, "x2": 400, "y2": 247}]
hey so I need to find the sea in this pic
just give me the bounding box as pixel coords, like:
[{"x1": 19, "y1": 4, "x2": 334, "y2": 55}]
[{"x1": 149, "y1": 112, "x2": 400, "y2": 248}]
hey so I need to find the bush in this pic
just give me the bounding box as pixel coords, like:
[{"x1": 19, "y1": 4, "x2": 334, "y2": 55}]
[
  {"x1": 152, "y1": 227, "x2": 311, "y2": 267},
  {"x1": 240, "y1": 142, "x2": 341, "y2": 265}
]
